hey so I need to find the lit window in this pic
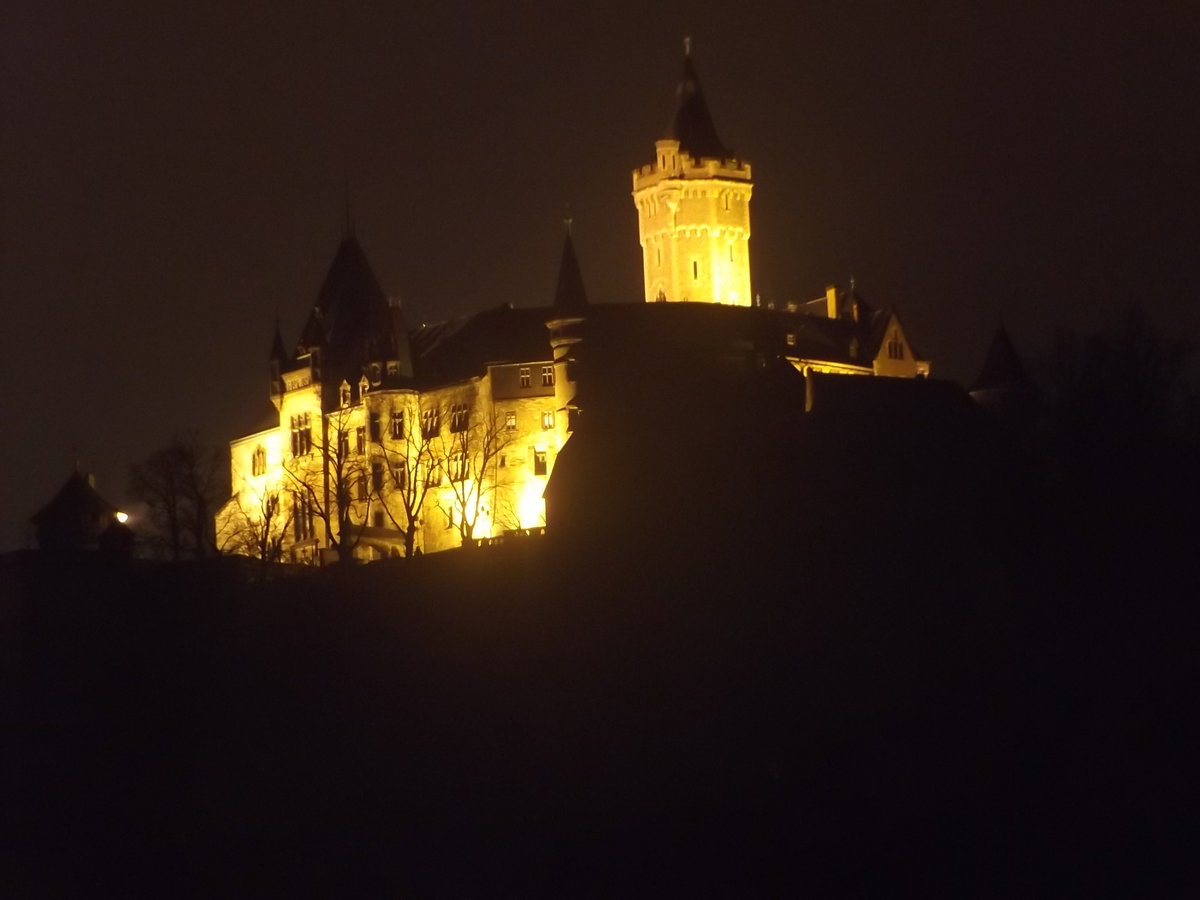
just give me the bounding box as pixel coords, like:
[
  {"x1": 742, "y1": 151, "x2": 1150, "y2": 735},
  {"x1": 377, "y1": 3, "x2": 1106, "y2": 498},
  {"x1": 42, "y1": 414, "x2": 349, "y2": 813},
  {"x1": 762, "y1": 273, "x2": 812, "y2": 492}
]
[
  {"x1": 785, "y1": 333, "x2": 796, "y2": 347},
  {"x1": 505, "y1": 411, "x2": 517, "y2": 431},
  {"x1": 533, "y1": 450, "x2": 547, "y2": 476},
  {"x1": 290, "y1": 414, "x2": 312, "y2": 456},
  {"x1": 693, "y1": 260, "x2": 699, "y2": 280},
  {"x1": 449, "y1": 402, "x2": 469, "y2": 433},
  {"x1": 541, "y1": 365, "x2": 554, "y2": 387},
  {"x1": 292, "y1": 493, "x2": 314, "y2": 540},
  {"x1": 391, "y1": 410, "x2": 405, "y2": 440},
  {"x1": 355, "y1": 426, "x2": 366, "y2": 455},
  {"x1": 369, "y1": 412, "x2": 381, "y2": 443},
  {"x1": 421, "y1": 407, "x2": 440, "y2": 438},
  {"x1": 519, "y1": 367, "x2": 531, "y2": 388},
  {"x1": 251, "y1": 445, "x2": 266, "y2": 477},
  {"x1": 371, "y1": 462, "x2": 384, "y2": 492},
  {"x1": 541, "y1": 410, "x2": 554, "y2": 430}
]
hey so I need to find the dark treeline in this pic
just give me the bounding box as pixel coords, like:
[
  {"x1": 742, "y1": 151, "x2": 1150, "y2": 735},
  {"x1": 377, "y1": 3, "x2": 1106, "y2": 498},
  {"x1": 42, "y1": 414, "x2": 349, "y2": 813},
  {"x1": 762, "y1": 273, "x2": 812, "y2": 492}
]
[{"x1": 12, "y1": 313, "x2": 1199, "y2": 894}]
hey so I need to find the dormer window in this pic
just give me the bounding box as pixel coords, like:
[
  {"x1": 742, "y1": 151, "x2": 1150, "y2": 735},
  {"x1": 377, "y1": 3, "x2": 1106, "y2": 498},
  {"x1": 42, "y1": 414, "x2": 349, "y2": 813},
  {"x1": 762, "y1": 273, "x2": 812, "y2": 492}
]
[
  {"x1": 359, "y1": 376, "x2": 370, "y2": 396},
  {"x1": 339, "y1": 382, "x2": 351, "y2": 406}
]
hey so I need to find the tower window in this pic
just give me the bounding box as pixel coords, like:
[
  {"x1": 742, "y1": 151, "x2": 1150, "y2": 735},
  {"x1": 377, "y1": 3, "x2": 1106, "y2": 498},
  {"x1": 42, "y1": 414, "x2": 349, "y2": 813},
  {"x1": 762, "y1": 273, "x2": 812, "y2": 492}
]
[
  {"x1": 534, "y1": 450, "x2": 547, "y2": 476},
  {"x1": 391, "y1": 410, "x2": 405, "y2": 440},
  {"x1": 656, "y1": 246, "x2": 661, "y2": 267},
  {"x1": 251, "y1": 445, "x2": 266, "y2": 477},
  {"x1": 693, "y1": 261, "x2": 699, "y2": 280},
  {"x1": 541, "y1": 410, "x2": 554, "y2": 430},
  {"x1": 541, "y1": 365, "x2": 555, "y2": 387}
]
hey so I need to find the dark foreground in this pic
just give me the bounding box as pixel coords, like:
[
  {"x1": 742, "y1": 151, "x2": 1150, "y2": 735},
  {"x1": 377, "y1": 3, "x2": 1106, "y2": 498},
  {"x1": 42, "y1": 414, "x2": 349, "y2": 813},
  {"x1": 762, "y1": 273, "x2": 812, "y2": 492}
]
[{"x1": 10, "y1": 504, "x2": 1196, "y2": 897}]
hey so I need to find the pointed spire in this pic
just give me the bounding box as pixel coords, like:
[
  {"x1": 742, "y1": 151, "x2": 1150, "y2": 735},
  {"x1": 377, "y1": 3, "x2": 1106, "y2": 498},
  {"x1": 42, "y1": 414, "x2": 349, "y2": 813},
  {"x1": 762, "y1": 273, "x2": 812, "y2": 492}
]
[
  {"x1": 971, "y1": 326, "x2": 1033, "y2": 394},
  {"x1": 552, "y1": 217, "x2": 588, "y2": 312},
  {"x1": 343, "y1": 177, "x2": 355, "y2": 239},
  {"x1": 269, "y1": 317, "x2": 288, "y2": 363},
  {"x1": 671, "y1": 42, "x2": 731, "y2": 160}
]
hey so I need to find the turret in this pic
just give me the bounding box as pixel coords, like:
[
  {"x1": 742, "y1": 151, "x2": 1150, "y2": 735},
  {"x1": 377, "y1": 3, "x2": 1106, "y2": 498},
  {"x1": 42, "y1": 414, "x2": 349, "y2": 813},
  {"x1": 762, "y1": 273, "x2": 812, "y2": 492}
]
[{"x1": 632, "y1": 44, "x2": 753, "y2": 306}]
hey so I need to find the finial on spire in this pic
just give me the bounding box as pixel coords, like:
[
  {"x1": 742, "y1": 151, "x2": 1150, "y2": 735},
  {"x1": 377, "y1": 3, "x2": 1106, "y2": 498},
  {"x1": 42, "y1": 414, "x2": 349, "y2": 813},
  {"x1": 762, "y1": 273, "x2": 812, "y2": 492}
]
[
  {"x1": 683, "y1": 35, "x2": 692, "y2": 57},
  {"x1": 563, "y1": 204, "x2": 573, "y2": 236},
  {"x1": 849, "y1": 274, "x2": 856, "y2": 293}
]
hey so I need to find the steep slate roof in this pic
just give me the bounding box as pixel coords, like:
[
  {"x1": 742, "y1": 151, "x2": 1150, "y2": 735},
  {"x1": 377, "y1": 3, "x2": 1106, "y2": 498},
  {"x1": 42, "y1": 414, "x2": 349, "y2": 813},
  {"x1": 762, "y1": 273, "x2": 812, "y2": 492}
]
[
  {"x1": 302, "y1": 236, "x2": 391, "y2": 377},
  {"x1": 31, "y1": 470, "x2": 117, "y2": 527},
  {"x1": 971, "y1": 326, "x2": 1031, "y2": 393},
  {"x1": 409, "y1": 304, "x2": 555, "y2": 389},
  {"x1": 552, "y1": 228, "x2": 589, "y2": 312},
  {"x1": 671, "y1": 52, "x2": 731, "y2": 160}
]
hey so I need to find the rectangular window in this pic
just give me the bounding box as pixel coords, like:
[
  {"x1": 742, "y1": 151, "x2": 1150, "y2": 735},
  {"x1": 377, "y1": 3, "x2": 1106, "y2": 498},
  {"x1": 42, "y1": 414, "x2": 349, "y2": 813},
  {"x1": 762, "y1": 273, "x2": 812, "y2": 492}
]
[
  {"x1": 425, "y1": 460, "x2": 442, "y2": 487},
  {"x1": 355, "y1": 472, "x2": 367, "y2": 501},
  {"x1": 541, "y1": 410, "x2": 554, "y2": 430},
  {"x1": 369, "y1": 412, "x2": 381, "y2": 443},
  {"x1": 541, "y1": 365, "x2": 555, "y2": 387},
  {"x1": 373, "y1": 510, "x2": 384, "y2": 528},
  {"x1": 505, "y1": 411, "x2": 517, "y2": 431},
  {"x1": 371, "y1": 462, "x2": 384, "y2": 492},
  {"x1": 519, "y1": 367, "x2": 531, "y2": 388},
  {"x1": 785, "y1": 333, "x2": 796, "y2": 347},
  {"x1": 338, "y1": 430, "x2": 350, "y2": 460},
  {"x1": 391, "y1": 410, "x2": 405, "y2": 440},
  {"x1": 449, "y1": 402, "x2": 469, "y2": 433},
  {"x1": 290, "y1": 414, "x2": 312, "y2": 456},
  {"x1": 292, "y1": 493, "x2": 314, "y2": 540},
  {"x1": 533, "y1": 450, "x2": 547, "y2": 476},
  {"x1": 449, "y1": 453, "x2": 467, "y2": 482},
  {"x1": 421, "y1": 407, "x2": 440, "y2": 439},
  {"x1": 693, "y1": 260, "x2": 699, "y2": 280},
  {"x1": 355, "y1": 426, "x2": 366, "y2": 455}
]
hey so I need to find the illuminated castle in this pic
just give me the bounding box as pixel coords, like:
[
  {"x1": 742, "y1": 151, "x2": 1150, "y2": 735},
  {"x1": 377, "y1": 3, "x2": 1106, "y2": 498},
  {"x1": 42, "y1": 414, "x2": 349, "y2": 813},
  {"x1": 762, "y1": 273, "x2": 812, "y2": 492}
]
[{"x1": 218, "y1": 48, "x2": 929, "y2": 563}]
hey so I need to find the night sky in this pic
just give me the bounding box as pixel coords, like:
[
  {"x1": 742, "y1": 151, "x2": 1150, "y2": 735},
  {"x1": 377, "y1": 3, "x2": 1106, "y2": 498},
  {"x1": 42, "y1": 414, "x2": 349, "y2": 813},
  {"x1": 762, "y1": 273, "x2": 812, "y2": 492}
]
[{"x1": 4, "y1": 1, "x2": 1197, "y2": 550}]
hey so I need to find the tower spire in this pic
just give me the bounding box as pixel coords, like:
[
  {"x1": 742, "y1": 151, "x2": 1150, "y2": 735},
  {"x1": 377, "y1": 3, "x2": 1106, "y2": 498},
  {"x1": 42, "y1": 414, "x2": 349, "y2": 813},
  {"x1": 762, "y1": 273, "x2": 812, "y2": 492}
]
[
  {"x1": 552, "y1": 215, "x2": 588, "y2": 312},
  {"x1": 343, "y1": 177, "x2": 355, "y2": 239}
]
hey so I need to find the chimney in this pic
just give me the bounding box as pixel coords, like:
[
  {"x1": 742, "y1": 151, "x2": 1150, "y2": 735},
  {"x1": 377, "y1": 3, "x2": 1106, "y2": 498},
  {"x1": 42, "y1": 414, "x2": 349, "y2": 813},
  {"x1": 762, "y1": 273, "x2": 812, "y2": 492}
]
[{"x1": 825, "y1": 285, "x2": 839, "y2": 319}]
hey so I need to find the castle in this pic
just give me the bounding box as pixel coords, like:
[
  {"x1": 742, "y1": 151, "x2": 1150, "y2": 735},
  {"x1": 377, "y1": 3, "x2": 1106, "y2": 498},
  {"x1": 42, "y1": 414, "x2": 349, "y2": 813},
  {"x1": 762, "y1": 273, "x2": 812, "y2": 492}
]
[{"x1": 217, "y1": 49, "x2": 930, "y2": 564}]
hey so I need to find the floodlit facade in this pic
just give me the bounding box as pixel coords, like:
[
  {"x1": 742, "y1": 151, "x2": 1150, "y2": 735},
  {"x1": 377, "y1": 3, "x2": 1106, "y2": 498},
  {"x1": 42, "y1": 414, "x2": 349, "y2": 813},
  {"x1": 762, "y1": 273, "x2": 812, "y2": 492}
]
[{"x1": 218, "y1": 47, "x2": 930, "y2": 564}]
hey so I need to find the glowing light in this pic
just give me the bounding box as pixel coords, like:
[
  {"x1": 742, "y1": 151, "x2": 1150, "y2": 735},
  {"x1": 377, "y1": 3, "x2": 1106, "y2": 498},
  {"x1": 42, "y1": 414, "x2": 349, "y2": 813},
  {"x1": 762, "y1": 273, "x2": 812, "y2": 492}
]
[{"x1": 115, "y1": 511, "x2": 129, "y2": 524}]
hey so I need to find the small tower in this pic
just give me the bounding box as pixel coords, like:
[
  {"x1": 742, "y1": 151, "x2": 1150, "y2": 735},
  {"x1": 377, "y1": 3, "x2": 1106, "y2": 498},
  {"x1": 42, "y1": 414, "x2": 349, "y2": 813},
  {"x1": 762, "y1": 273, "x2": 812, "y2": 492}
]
[{"x1": 632, "y1": 43, "x2": 753, "y2": 306}]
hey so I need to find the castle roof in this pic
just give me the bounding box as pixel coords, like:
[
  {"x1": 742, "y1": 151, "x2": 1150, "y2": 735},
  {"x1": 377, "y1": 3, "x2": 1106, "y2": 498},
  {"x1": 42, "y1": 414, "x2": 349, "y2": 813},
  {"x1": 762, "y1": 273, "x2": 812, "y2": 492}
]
[
  {"x1": 410, "y1": 304, "x2": 555, "y2": 389},
  {"x1": 31, "y1": 470, "x2": 117, "y2": 527},
  {"x1": 552, "y1": 227, "x2": 589, "y2": 312},
  {"x1": 671, "y1": 52, "x2": 731, "y2": 160},
  {"x1": 970, "y1": 326, "x2": 1031, "y2": 393},
  {"x1": 303, "y1": 236, "x2": 392, "y2": 373}
]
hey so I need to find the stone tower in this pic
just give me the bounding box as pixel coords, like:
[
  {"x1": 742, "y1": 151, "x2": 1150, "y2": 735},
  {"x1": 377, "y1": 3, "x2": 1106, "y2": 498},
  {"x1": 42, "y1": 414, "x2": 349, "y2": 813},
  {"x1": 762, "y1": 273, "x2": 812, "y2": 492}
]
[{"x1": 632, "y1": 46, "x2": 753, "y2": 306}]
